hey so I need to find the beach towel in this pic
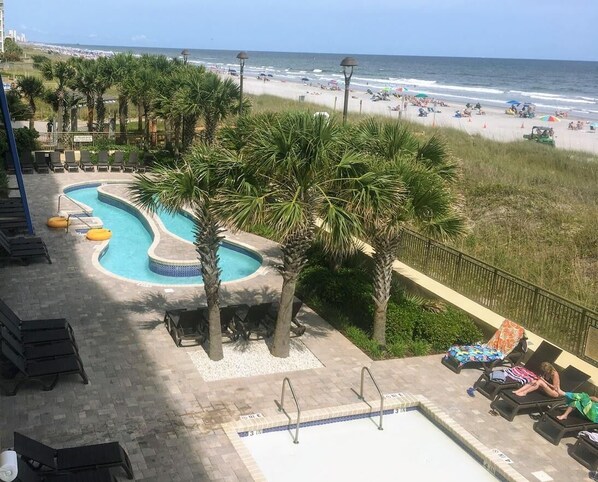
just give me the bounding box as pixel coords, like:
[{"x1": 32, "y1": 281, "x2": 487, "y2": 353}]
[
  {"x1": 445, "y1": 344, "x2": 505, "y2": 367},
  {"x1": 504, "y1": 366, "x2": 538, "y2": 385},
  {"x1": 565, "y1": 392, "x2": 598, "y2": 423},
  {"x1": 486, "y1": 319, "x2": 525, "y2": 354},
  {"x1": 579, "y1": 431, "x2": 598, "y2": 443}
]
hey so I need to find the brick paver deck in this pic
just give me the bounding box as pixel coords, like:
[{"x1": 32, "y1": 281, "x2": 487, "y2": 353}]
[{"x1": 0, "y1": 172, "x2": 590, "y2": 481}]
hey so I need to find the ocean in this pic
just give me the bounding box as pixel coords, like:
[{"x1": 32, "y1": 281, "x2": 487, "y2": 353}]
[{"x1": 42, "y1": 43, "x2": 598, "y2": 120}]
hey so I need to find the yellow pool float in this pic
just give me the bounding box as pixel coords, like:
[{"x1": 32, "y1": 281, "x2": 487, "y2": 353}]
[
  {"x1": 47, "y1": 216, "x2": 69, "y2": 229},
  {"x1": 86, "y1": 228, "x2": 112, "y2": 241}
]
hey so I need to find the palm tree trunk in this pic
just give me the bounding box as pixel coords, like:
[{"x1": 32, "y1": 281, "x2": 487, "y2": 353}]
[
  {"x1": 96, "y1": 95, "x2": 106, "y2": 133},
  {"x1": 371, "y1": 237, "x2": 400, "y2": 347},
  {"x1": 28, "y1": 100, "x2": 35, "y2": 130},
  {"x1": 86, "y1": 95, "x2": 94, "y2": 132},
  {"x1": 137, "y1": 102, "x2": 143, "y2": 132},
  {"x1": 118, "y1": 94, "x2": 128, "y2": 144},
  {"x1": 70, "y1": 106, "x2": 78, "y2": 132},
  {"x1": 204, "y1": 115, "x2": 217, "y2": 145}
]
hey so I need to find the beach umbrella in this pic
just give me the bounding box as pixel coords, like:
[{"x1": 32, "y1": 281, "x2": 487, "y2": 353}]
[
  {"x1": 415, "y1": 93, "x2": 428, "y2": 98},
  {"x1": 506, "y1": 100, "x2": 521, "y2": 105},
  {"x1": 538, "y1": 115, "x2": 560, "y2": 122},
  {"x1": 590, "y1": 122, "x2": 598, "y2": 128}
]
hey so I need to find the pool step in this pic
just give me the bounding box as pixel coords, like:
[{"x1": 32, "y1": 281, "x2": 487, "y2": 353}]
[{"x1": 66, "y1": 216, "x2": 104, "y2": 232}]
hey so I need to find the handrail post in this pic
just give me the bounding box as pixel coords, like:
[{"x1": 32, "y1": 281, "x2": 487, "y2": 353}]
[
  {"x1": 358, "y1": 367, "x2": 384, "y2": 430},
  {"x1": 277, "y1": 377, "x2": 301, "y2": 444}
]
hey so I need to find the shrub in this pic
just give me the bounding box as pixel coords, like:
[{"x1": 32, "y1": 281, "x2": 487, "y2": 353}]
[
  {"x1": 388, "y1": 340, "x2": 408, "y2": 357},
  {"x1": 345, "y1": 326, "x2": 382, "y2": 358},
  {"x1": 410, "y1": 339, "x2": 432, "y2": 356},
  {"x1": 413, "y1": 307, "x2": 482, "y2": 351}
]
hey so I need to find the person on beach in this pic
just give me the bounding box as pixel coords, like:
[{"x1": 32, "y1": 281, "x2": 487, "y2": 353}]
[
  {"x1": 512, "y1": 362, "x2": 560, "y2": 397},
  {"x1": 555, "y1": 391, "x2": 598, "y2": 422}
]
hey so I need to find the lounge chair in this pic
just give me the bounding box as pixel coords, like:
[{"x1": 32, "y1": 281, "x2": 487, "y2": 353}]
[
  {"x1": 164, "y1": 308, "x2": 207, "y2": 346},
  {"x1": 64, "y1": 151, "x2": 79, "y2": 172},
  {"x1": 216, "y1": 304, "x2": 249, "y2": 341},
  {"x1": 3, "y1": 151, "x2": 16, "y2": 174},
  {"x1": 33, "y1": 151, "x2": 50, "y2": 173},
  {"x1": 16, "y1": 458, "x2": 118, "y2": 482},
  {"x1": 14, "y1": 432, "x2": 134, "y2": 479},
  {"x1": 0, "y1": 341, "x2": 88, "y2": 395},
  {"x1": 1, "y1": 326, "x2": 78, "y2": 360},
  {"x1": 79, "y1": 151, "x2": 95, "y2": 172},
  {"x1": 0, "y1": 230, "x2": 52, "y2": 264},
  {"x1": 123, "y1": 151, "x2": 144, "y2": 172},
  {"x1": 19, "y1": 151, "x2": 36, "y2": 174},
  {"x1": 533, "y1": 401, "x2": 598, "y2": 445},
  {"x1": 473, "y1": 340, "x2": 562, "y2": 400},
  {"x1": 490, "y1": 365, "x2": 591, "y2": 421},
  {"x1": 110, "y1": 151, "x2": 124, "y2": 172},
  {"x1": 96, "y1": 151, "x2": 110, "y2": 172},
  {"x1": 442, "y1": 319, "x2": 526, "y2": 374},
  {"x1": 238, "y1": 302, "x2": 276, "y2": 340},
  {"x1": 569, "y1": 431, "x2": 598, "y2": 471},
  {"x1": 48, "y1": 152, "x2": 65, "y2": 173},
  {"x1": 263, "y1": 298, "x2": 305, "y2": 336},
  {"x1": 0, "y1": 198, "x2": 28, "y2": 235}
]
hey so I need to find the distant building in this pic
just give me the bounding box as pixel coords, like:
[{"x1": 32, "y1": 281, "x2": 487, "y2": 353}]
[{"x1": 0, "y1": 1, "x2": 4, "y2": 53}]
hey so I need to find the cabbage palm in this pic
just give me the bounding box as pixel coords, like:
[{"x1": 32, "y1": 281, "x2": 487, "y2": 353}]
[
  {"x1": 218, "y1": 113, "x2": 398, "y2": 357},
  {"x1": 68, "y1": 58, "x2": 97, "y2": 131},
  {"x1": 39, "y1": 60, "x2": 74, "y2": 133},
  {"x1": 351, "y1": 119, "x2": 467, "y2": 346},
  {"x1": 110, "y1": 53, "x2": 136, "y2": 143},
  {"x1": 16, "y1": 76, "x2": 45, "y2": 129},
  {"x1": 130, "y1": 145, "x2": 235, "y2": 361}
]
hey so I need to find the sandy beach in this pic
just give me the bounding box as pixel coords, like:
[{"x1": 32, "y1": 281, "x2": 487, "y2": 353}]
[{"x1": 242, "y1": 76, "x2": 598, "y2": 155}]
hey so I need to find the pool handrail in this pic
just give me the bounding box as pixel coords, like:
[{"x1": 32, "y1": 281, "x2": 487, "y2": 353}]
[
  {"x1": 358, "y1": 366, "x2": 384, "y2": 430},
  {"x1": 57, "y1": 194, "x2": 95, "y2": 233},
  {"x1": 276, "y1": 377, "x2": 301, "y2": 444}
]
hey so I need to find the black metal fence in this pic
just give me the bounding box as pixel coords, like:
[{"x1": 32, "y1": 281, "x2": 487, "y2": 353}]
[{"x1": 398, "y1": 228, "x2": 597, "y2": 367}]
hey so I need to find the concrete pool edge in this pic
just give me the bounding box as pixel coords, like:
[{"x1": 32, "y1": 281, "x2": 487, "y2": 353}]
[{"x1": 222, "y1": 394, "x2": 530, "y2": 482}]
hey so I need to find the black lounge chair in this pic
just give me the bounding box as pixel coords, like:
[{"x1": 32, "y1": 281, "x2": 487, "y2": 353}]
[
  {"x1": 96, "y1": 151, "x2": 110, "y2": 172},
  {"x1": 110, "y1": 151, "x2": 124, "y2": 172},
  {"x1": 0, "y1": 341, "x2": 88, "y2": 395},
  {"x1": 237, "y1": 302, "x2": 275, "y2": 340},
  {"x1": 79, "y1": 151, "x2": 95, "y2": 172},
  {"x1": 123, "y1": 151, "x2": 143, "y2": 173},
  {"x1": 533, "y1": 401, "x2": 598, "y2": 445},
  {"x1": 16, "y1": 458, "x2": 118, "y2": 482},
  {"x1": 1, "y1": 326, "x2": 78, "y2": 360},
  {"x1": 14, "y1": 432, "x2": 134, "y2": 479},
  {"x1": 266, "y1": 299, "x2": 305, "y2": 336},
  {"x1": 3, "y1": 151, "x2": 16, "y2": 174},
  {"x1": 202, "y1": 304, "x2": 250, "y2": 342},
  {"x1": 48, "y1": 152, "x2": 65, "y2": 173},
  {"x1": 490, "y1": 365, "x2": 591, "y2": 421},
  {"x1": 0, "y1": 230, "x2": 52, "y2": 264},
  {"x1": 19, "y1": 151, "x2": 36, "y2": 174},
  {"x1": 33, "y1": 151, "x2": 50, "y2": 173},
  {"x1": 63, "y1": 151, "x2": 79, "y2": 172},
  {"x1": 0, "y1": 198, "x2": 28, "y2": 235},
  {"x1": 569, "y1": 431, "x2": 598, "y2": 471},
  {"x1": 474, "y1": 340, "x2": 562, "y2": 400},
  {"x1": 164, "y1": 308, "x2": 207, "y2": 346}
]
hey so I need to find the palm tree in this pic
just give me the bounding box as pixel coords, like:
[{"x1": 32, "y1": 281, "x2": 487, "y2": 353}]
[
  {"x1": 94, "y1": 57, "x2": 114, "y2": 132},
  {"x1": 110, "y1": 53, "x2": 136, "y2": 143},
  {"x1": 130, "y1": 145, "x2": 236, "y2": 361},
  {"x1": 39, "y1": 60, "x2": 75, "y2": 135},
  {"x1": 69, "y1": 58, "x2": 97, "y2": 132},
  {"x1": 218, "y1": 112, "x2": 397, "y2": 357},
  {"x1": 16, "y1": 76, "x2": 45, "y2": 129},
  {"x1": 351, "y1": 119, "x2": 467, "y2": 346}
]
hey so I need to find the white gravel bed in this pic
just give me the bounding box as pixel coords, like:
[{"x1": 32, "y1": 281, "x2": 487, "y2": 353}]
[{"x1": 187, "y1": 338, "x2": 323, "y2": 381}]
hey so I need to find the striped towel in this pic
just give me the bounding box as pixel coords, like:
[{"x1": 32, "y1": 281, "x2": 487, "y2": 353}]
[
  {"x1": 579, "y1": 431, "x2": 598, "y2": 443},
  {"x1": 504, "y1": 366, "x2": 538, "y2": 385}
]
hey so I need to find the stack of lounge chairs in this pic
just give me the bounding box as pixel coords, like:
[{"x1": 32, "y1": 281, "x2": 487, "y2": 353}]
[
  {"x1": 0, "y1": 229, "x2": 51, "y2": 265},
  {"x1": 0, "y1": 197, "x2": 28, "y2": 235},
  {"x1": 5, "y1": 150, "x2": 145, "y2": 173}
]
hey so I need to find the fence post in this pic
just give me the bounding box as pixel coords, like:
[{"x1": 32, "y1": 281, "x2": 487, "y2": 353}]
[
  {"x1": 529, "y1": 287, "x2": 540, "y2": 327},
  {"x1": 453, "y1": 252, "x2": 462, "y2": 285},
  {"x1": 423, "y1": 238, "x2": 432, "y2": 270},
  {"x1": 488, "y1": 268, "x2": 498, "y2": 309},
  {"x1": 579, "y1": 308, "x2": 588, "y2": 356}
]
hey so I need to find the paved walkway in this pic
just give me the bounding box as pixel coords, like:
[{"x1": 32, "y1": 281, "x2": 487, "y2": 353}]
[{"x1": 0, "y1": 172, "x2": 592, "y2": 481}]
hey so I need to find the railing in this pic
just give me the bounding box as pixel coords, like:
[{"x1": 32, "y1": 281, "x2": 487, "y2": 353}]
[
  {"x1": 57, "y1": 194, "x2": 94, "y2": 233},
  {"x1": 397, "y1": 227, "x2": 597, "y2": 367},
  {"x1": 275, "y1": 377, "x2": 301, "y2": 444},
  {"x1": 357, "y1": 367, "x2": 384, "y2": 431}
]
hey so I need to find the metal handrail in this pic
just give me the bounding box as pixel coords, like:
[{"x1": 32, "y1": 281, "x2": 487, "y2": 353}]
[
  {"x1": 65, "y1": 213, "x2": 95, "y2": 233},
  {"x1": 57, "y1": 194, "x2": 94, "y2": 233},
  {"x1": 358, "y1": 367, "x2": 384, "y2": 430},
  {"x1": 276, "y1": 377, "x2": 301, "y2": 444}
]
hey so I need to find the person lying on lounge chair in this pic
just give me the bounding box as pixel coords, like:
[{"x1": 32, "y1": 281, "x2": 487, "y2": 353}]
[
  {"x1": 556, "y1": 391, "x2": 598, "y2": 422},
  {"x1": 512, "y1": 362, "x2": 560, "y2": 397}
]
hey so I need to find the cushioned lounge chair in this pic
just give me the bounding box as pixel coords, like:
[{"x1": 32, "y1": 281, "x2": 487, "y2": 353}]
[
  {"x1": 264, "y1": 299, "x2": 306, "y2": 336},
  {"x1": 96, "y1": 151, "x2": 110, "y2": 172},
  {"x1": 33, "y1": 151, "x2": 50, "y2": 173},
  {"x1": 14, "y1": 432, "x2": 134, "y2": 479},
  {"x1": 474, "y1": 340, "x2": 562, "y2": 400},
  {"x1": 16, "y1": 458, "x2": 118, "y2": 482},
  {"x1": 533, "y1": 402, "x2": 598, "y2": 445},
  {"x1": 78, "y1": 151, "x2": 95, "y2": 172},
  {"x1": 442, "y1": 319, "x2": 527, "y2": 374},
  {"x1": 211, "y1": 304, "x2": 249, "y2": 341},
  {"x1": 0, "y1": 230, "x2": 52, "y2": 264},
  {"x1": 3, "y1": 151, "x2": 16, "y2": 174},
  {"x1": 490, "y1": 365, "x2": 591, "y2": 421},
  {"x1": 0, "y1": 341, "x2": 88, "y2": 395},
  {"x1": 63, "y1": 151, "x2": 79, "y2": 172},
  {"x1": 48, "y1": 152, "x2": 65, "y2": 173},
  {"x1": 238, "y1": 302, "x2": 275, "y2": 340},
  {"x1": 569, "y1": 431, "x2": 598, "y2": 471},
  {"x1": 110, "y1": 151, "x2": 124, "y2": 172}
]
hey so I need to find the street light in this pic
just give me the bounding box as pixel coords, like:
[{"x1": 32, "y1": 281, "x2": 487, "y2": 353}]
[
  {"x1": 236, "y1": 51, "x2": 249, "y2": 116},
  {"x1": 340, "y1": 56, "x2": 357, "y2": 124},
  {"x1": 181, "y1": 49, "x2": 189, "y2": 65}
]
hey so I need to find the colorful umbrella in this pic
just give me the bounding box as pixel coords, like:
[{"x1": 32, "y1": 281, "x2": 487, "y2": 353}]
[
  {"x1": 506, "y1": 100, "x2": 520, "y2": 105},
  {"x1": 415, "y1": 93, "x2": 428, "y2": 98},
  {"x1": 538, "y1": 115, "x2": 560, "y2": 122}
]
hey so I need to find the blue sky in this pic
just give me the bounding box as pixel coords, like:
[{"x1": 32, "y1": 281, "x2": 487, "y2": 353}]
[{"x1": 7, "y1": 0, "x2": 598, "y2": 61}]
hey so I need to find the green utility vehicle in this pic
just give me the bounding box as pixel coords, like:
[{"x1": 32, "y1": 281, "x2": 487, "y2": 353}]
[{"x1": 523, "y1": 126, "x2": 556, "y2": 147}]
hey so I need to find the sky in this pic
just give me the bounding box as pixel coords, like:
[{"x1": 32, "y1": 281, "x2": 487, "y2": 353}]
[{"x1": 6, "y1": 0, "x2": 598, "y2": 61}]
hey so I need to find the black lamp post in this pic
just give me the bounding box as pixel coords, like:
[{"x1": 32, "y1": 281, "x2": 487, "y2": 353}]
[
  {"x1": 340, "y1": 56, "x2": 357, "y2": 124},
  {"x1": 236, "y1": 51, "x2": 249, "y2": 115},
  {"x1": 181, "y1": 49, "x2": 189, "y2": 65}
]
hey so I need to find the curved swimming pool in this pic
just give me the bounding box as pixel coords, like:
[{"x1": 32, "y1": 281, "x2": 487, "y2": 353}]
[{"x1": 66, "y1": 184, "x2": 262, "y2": 285}]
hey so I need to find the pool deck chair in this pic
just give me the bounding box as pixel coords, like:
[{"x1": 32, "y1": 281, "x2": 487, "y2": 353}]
[
  {"x1": 474, "y1": 340, "x2": 562, "y2": 400},
  {"x1": 490, "y1": 365, "x2": 591, "y2": 421},
  {"x1": 19, "y1": 151, "x2": 36, "y2": 174},
  {"x1": 0, "y1": 341, "x2": 88, "y2": 395},
  {"x1": 14, "y1": 432, "x2": 134, "y2": 479},
  {"x1": 49, "y1": 151, "x2": 65, "y2": 173},
  {"x1": 3, "y1": 151, "x2": 15, "y2": 174},
  {"x1": 0, "y1": 230, "x2": 52, "y2": 264},
  {"x1": 264, "y1": 298, "x2": 306, "y2": 337},
  {"x1": 0, "y1": 198, "x2": 28, "y2": 235},
  {"x1": 1, "y1": 326, "x2": 78, "y2": 360},
  {"x1": 164, "y1": 308, "x2": 207, "y2": 346},
  {"x1": 16, "y1": 458, "x2": 118, "y2": 482},
  {"x1": 123, "y1": 151, "x2": 143, "y2": 172},
  {"x1": 64, "y1": 151, "x2": 80, "y2": 172},
  {"x1": 79, "y1": 150, "x2": 95, "y2": 172},
  {"x1": 33, "y1": 151, "x2": 50, "y2": 173},
  {"x1": 96, "y1": 151, "x2": 110, "y2": 172},
  {"x1": 569, "y1": 432, "x2": 598, "y2": 471},
  {"x1": 533, "y1": 397, "x2": 598, "y2": 445},
  {"x1": 110, "y1": 151, "x2": 124, "y2": 171},
  {"x1": 442, "y1": 319, "x2": 526, "y2": 374}
]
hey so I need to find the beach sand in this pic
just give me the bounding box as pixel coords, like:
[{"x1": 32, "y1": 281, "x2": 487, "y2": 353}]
[{"x1": 242, "y1": 76, "x2": 598, "y2": 155}]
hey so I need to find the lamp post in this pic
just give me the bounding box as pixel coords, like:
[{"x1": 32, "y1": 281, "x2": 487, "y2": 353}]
[
  {"x1": 340, "y1": 56, "x2": 357, "y2": 124},
  {"x1": 181, "y1": 49, "x2": 189, "y2": 65},
  {"x1": 236, "y1": 51, "x2": 249, "y2": 116}
]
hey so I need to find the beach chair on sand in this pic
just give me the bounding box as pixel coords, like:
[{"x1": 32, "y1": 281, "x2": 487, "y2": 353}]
[
  {"x1": 569, "y1": 431, "x2": 598, "y2": 471},
  {"x1": 16, "y1": 458, "x2": 118, "y2": 482},
  {"x1": 48, "y1": 151, "x2": 65, "y2": 173},
  {"x1": 490, "y1": 365, "x2": 590, "y2": 421},
  {"x1": 64, "y1": 151, "x2": 79, "y2": 172},
  {"x1": 79, "y1": 150, "x2": 95, "y2": 172},
  {"x1": 473, "y1": 340, "x2": 562, "y2": 400},
  {"x1": 442, "y1": 319, "x2": 527, "y2": 374},
  {"x1": 0, "y1": 230, "x2": 52, "y2": 265},
  {"x1": 14, "y1": 432, "x2": 134, "y2": 479},
  {"x1": 96, "y1": 151, "x2": 110, "y2": 172}
]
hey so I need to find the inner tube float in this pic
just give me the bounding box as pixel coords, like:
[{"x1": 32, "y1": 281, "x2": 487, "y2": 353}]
[
  {"x1": 47, "y1": 216, "x2": 69, "y2": 229},
  {"x1": 86, "y1": 228, "x2": 112, "y2": 241}
]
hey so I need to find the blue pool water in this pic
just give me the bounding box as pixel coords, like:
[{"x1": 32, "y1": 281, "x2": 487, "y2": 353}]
[{"x1": 66, "y1": 185, "x2": 262, "y2": 285}]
